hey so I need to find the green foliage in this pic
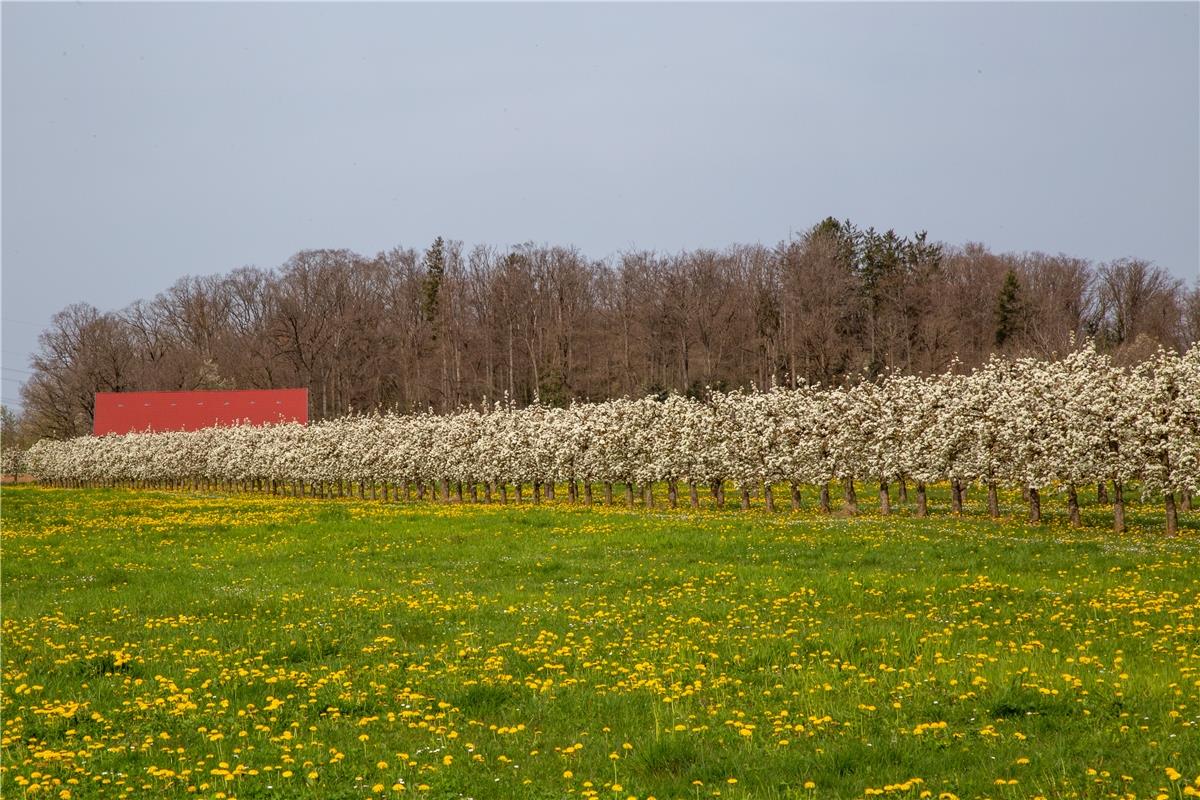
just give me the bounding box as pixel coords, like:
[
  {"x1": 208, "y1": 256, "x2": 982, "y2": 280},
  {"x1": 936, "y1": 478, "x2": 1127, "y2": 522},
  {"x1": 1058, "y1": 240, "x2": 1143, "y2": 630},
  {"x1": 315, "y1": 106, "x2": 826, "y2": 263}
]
[
  {"x1": 536, "y1": 367, "x2": 571, "y2": 408},
  {"x1": 421, "y1": 236, "x2": 446, "y2": 325},
  {"x1": 994, "y1": 269, "x2": 1025, "y2": 347},
  {"x1": 806, "y1": 216, "x2": 860, "y2": 271}
]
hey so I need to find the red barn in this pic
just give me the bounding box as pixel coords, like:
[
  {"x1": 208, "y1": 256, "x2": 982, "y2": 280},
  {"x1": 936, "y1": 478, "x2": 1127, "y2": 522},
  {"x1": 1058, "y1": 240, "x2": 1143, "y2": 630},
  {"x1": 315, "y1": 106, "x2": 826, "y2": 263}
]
[{"x1": 93, "y1": 388, "x2": 308, "y2": 436}]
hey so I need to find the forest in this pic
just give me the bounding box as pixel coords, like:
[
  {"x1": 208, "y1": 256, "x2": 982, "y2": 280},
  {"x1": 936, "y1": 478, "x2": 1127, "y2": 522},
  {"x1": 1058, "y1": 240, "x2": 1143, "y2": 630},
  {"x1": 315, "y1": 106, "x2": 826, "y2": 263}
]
[{"x1": 14, "y1": 218, "x2": 1198, "y2": 440}]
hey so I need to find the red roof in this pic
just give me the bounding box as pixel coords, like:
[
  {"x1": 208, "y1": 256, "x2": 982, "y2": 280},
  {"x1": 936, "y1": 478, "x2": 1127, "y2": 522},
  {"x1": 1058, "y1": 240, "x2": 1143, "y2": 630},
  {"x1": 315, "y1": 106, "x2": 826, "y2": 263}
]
[{"x1": 93, "y1": 388, "x2": 308, "y2": 435}]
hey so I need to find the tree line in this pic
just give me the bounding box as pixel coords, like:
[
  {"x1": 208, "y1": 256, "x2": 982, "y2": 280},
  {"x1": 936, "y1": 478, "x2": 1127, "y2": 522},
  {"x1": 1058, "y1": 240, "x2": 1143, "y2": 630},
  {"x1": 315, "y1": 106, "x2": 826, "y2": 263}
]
[{"x1": 14, "y1": 218, "x2": 1199, "y2": 440}]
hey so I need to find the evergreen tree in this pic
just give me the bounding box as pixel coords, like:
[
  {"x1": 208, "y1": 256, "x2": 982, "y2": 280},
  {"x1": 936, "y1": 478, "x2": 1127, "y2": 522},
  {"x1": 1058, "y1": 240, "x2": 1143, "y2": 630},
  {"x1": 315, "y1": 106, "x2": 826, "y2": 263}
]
[
  {"x1": 808, "y1": 217, "x2": 860, "y2": 271},
  {"x1": 421, "y1": 236, "x2": 446, "y2": 326},
  {"x1": 994, "y1": 269, "x2": 1024, "y2": 347}
]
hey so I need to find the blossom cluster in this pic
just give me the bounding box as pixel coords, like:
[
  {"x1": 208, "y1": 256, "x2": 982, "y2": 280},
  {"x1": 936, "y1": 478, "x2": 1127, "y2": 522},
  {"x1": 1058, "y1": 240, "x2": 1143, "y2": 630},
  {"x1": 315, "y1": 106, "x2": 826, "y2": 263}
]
[{"x1": 1, "y1": 446, "x2": 23, "y2": 478}]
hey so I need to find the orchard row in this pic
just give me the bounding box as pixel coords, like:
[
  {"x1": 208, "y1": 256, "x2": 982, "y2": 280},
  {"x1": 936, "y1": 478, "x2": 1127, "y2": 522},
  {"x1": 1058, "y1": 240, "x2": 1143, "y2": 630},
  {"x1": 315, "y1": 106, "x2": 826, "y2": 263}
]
[{"x1": 18, "y1": 344, "x2": 1200, "y2": 533}]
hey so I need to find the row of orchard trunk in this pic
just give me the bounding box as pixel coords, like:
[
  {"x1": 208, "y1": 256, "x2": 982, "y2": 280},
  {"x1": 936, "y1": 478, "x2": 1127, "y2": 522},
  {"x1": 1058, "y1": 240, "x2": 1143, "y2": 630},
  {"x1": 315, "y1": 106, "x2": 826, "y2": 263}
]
[{"x1": 40, "y1": 476, "x2": 1192, "y2": 535}]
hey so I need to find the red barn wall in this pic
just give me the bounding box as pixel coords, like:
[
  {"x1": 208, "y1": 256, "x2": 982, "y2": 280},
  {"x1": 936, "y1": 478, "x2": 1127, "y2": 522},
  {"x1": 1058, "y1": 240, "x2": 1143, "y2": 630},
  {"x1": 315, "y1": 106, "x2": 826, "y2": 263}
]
[{"x1": 93, "y1": 388, "x2": 309, "y2": 435}]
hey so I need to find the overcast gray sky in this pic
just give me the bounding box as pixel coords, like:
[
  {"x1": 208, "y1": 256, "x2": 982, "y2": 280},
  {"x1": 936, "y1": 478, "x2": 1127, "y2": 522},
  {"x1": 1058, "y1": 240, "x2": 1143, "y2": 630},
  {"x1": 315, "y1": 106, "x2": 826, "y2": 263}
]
[{"x1": 3, "y1": 1, "x2": 1198, "y2": 409}]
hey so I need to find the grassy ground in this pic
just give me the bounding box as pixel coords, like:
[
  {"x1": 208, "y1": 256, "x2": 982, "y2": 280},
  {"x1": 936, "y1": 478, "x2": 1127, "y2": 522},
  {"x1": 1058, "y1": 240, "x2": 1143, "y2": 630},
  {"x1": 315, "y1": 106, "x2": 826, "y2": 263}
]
[{"x1": 1, "y1": 485, "x2": 1197, "y2": 800}]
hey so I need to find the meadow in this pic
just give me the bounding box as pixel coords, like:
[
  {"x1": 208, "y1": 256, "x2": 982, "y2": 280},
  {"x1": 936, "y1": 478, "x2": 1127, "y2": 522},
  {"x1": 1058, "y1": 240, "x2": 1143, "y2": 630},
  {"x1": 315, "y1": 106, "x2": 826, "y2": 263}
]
[{"x1": 1, "y1": 485, "x2": 1197, "y2": 800}]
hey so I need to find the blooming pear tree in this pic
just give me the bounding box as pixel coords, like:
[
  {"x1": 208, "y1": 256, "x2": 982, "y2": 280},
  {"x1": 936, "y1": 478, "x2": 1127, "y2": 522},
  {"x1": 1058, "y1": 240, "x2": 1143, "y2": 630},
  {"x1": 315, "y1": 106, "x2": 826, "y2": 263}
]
[{"x1": 21, "y1": 345, "x2": 1200, "y2": 533}]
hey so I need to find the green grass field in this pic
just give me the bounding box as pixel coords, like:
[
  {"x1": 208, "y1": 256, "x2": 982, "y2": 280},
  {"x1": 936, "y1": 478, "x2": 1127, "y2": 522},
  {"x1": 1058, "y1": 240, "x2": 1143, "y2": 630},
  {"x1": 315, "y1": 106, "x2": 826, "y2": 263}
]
[{"x1": 1, "y1": 485, "x2": 1198, "y2": 800}]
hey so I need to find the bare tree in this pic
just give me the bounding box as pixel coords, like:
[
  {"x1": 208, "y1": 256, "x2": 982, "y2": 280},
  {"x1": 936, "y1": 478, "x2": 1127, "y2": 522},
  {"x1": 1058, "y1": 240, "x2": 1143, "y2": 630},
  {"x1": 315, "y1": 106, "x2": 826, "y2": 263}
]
[
  {"x1": 22, "y1": 304, "x2": 136, "y2": 437},
  {"x1": 1182, "y1": 284, "x2": 1200, "y2": 347},
  {"x1": 778, "y1": 223, "x2": 861, "y2": 384},
  {"x1": 1097, "y1": 258, "x2": 1184, "y2": 353}
]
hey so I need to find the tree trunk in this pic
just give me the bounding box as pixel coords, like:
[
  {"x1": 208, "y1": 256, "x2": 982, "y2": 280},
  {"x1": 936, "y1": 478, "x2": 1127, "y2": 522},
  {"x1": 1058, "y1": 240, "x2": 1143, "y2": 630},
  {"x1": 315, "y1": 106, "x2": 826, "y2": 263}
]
[
  {"x1": 1165, "y1": 492, "x2": 1178, "y2": 537},
  {"x1": 987, "y1": 482, "x2": 999, "y2": 518},
  {"x1": 501, "y1": 484, "x2": 509, "y2": 504},
  {"x1": 668, "y1": 481, "x2": 678, "y2": 508},
  {"x1": 789, "y1": 481, "x2": 801, "y2": 511},
  {"x1": 644, "y1": 483, "x2": 654, "y2": 508},
  {"x1": 1096, "y1": 482, "x2": 1109, "y2": 504},
  {"x1": 764, "y1": 483, "x2": 775, "y2": 512},
  {"x1": 533, "y1": 482, "x2": 542, "y2": 504},
  {"x1": 951, "y1": 479, "x2": 963, "y2": 515},
  {"x1": 1180, "y1": 491, "x2": 1192, "y2": 512},
  {"x1": 625, "y1": 482, "x2": 634, "y2": 508},
  {"x1": 515, "y1": 483, "x2": 524, "y2": 503},
  {"x1": 604, "y1": 482, "x2": 613, "y2": 506},
  {"x1": 568, "y1": 481, "x2": 578, "y2": 503},
  {"x1": 740, "y1": 486, "x2": 751, "y2": 510},
  {"x1": 470, "y1": 483, "x2": 478, "y2": 503},
  {"x1": 711, "y1": 481, "x2": 723, "y2": 509},
  {"x1": 1113, "y1": 481, "x2": 1125, "y2": 533},
  {"x1": 545, "y1": 483, "x2": 555, "y2": 500},
  {"x1": 440, "y1": 479, "x2": 450, "y2": 503},
  {"x1": 916, "y1": 482, "x2": 928, "y2": 517},
  {"x1": 455, "y1": 482, "x2": 463, "y2": 503},
  {"x1": 689, "y1": 482, "x2": 699, "y2": 509},
  {"x1": 842, "y1": 477, "x2": 857, "y2": 516},
  {"x1": 1067, "y1": 484, "x2": 1081, "y2": 527},
  {"x1": 1027, "y1": 487, "x2": 1041, "y2": 524},
  {"x1": 898, "y1": 478, "x2": 908, "y2": 503},
  {"x1": 819, "y1": 483, "x2": 831, "y2": 513},
  {"x1": 878, "y1": 481, "x2": 890, "y2": 515},
  {"x1": 584, "y1": 482, "x2": 593, "y2": 505}
]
